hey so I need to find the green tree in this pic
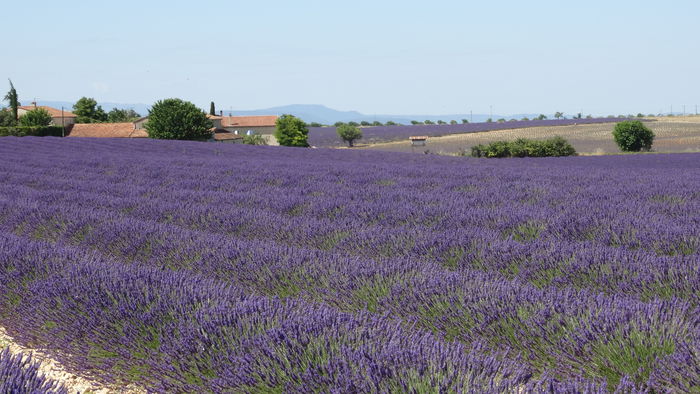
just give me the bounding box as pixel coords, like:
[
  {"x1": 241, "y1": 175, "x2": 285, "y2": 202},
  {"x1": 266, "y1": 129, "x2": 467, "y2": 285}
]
[
  {"x1": 521, "y1": 117, "x2": 530, "y2": 121},
  {"x1": 437, "y1": 120, "x2": 446, "y2": 125},
  {"x1": 4, "y1": 79, "x2": 19, "y2": 121},
  {"x1": 461, "y1": 119, "x2": 469, "y2": 124},
  {"x1": 486, "y1": 118, "x2": 492, "y2": 123},
  {"x1": 360, "y1": 120, "x2": 371, "y2": 126},
  {"x1": 18, "y1": 108, "x2": 52, "y2": 126},
  {"x1": 554, "y1": 111, "x2": 564, "y2": 119},
  {"x1": 424, "y1": 120, "x2": 435, "y2": 125},
  {"x1": 145, "y1": 98, "x2": 213, "y2": 140},
  {"x1": 107, "y1": 108, "x2": 141, "y2": 122},
  {"x1": 612, "y1": 120, "x2": 655, "y2": 152},
  {"x1": 73, "y1": 97, "x2": 108, "y2": 123},
  {"x1": 410, "y1": 120, "x2": 422, "y2": 125},
  {"x1": 372, "y1": 121, "x2": 383, "y2": 126},
  {"x1": 274, "y1": 114, "x2": 309, "y2": 147},
  {"x1": 450, "y1": 120, "x2": 458, "y2": 125},
  {"x1": 536, "y1": 114, "x2": 547, "y2": 120},
  {"x1": 334, "y1": 121, "x2": 345, "y2": 127},
  {"x1": 347, "y1": 121, "x2": 360, "y2": 127},
  {"x1": 336, "y1": 123, "x2": 362, "y2": 147},
  {"x1": 0, "y1": 108, "x2": 16, "y2": 126},
  {"x1": 386, "y1": 121, "x2": 397, "y2": 126},
  {"x1": 209, "y1": 102, "x2": 216, "y2": 116},
  {"x1": 308, "y1": 122, "x2": 323, "y2": 127}
]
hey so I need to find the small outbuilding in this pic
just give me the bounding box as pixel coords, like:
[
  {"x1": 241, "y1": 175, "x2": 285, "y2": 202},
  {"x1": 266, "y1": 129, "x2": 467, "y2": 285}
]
[{"x1": 409, "y1": 136, "x2": 428, "y2": 146}]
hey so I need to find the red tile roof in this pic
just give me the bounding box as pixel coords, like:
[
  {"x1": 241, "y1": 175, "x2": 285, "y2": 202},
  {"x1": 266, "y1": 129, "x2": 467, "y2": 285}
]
[
  {"x1": 213, "y1": 133, "x2": 243, "y2": 141},
  {"x1": 18, "y1": 106, "x2": 77, "y2": 118},
  {"x1": 67, "y1": 123, "x2": 146, "y2": 138},
  {"x1": 222, "y1": 115, "x2": 278, "y2": 127}
]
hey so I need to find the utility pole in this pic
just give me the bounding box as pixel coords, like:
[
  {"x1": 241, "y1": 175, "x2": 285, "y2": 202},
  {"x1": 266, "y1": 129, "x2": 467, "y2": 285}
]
[{"x1": 470, "y1": 110, "x2": 473, "y2": 123}]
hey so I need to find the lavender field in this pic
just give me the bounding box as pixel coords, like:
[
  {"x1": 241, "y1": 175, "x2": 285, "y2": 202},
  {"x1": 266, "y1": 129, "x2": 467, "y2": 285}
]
[
  {"x1": 0, "y1": 137, "x2": 699, "y2": 392},
  {"x1": 308, "y1": 117, "x2": 633, "y2": 147}
]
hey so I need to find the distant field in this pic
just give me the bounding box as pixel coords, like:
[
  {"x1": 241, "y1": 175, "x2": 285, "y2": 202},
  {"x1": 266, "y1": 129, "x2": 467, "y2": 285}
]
[
  {"x1": 361, "y1": 119, "x2": 700, "y2": 155},
  {"x1": 308, "y1": 117, "x2": 629, "y2": 148}
]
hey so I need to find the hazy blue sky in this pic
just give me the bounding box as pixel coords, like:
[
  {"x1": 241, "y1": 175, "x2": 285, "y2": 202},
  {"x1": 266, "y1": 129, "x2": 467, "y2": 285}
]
[{"x1": 3, "y1": 0, "x2": 698, "y2": 116}]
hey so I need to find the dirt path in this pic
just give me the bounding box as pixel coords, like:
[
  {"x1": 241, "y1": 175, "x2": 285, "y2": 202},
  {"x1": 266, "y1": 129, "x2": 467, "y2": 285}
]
[{"x1": 0, "y1": 326, "x2": 145, "y2": 393}]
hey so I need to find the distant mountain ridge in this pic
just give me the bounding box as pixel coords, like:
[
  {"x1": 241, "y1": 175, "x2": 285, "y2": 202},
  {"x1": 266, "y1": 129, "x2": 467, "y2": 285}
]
[{"x1": 28, "y1": 101, "x2": 561, "y2": 124}]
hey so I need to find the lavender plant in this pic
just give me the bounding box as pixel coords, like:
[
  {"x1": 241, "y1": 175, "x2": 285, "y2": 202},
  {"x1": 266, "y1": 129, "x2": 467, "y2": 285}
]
[
  {"x1": 0, "y1": 137, "x2": 697, "y2": 391},
  {"x1": 0, "y1": 348, "x2": 67, "y2": 393}
]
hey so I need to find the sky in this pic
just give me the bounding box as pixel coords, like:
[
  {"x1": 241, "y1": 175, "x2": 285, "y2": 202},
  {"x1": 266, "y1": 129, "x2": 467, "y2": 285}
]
[{"x1": 3, "y1": 0, "x2": 699, "y2": 116}]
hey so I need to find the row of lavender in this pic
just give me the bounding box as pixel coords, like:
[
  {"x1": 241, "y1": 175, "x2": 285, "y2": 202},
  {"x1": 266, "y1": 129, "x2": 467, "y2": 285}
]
[
  {"x1": 0, "y1": 348, "x2": 66, "y2": 393},
  {"x1": 0, "y1": 137, "x2": 698, "y2": 391},
  {"x1": 308, "y1": 117, "x2": 634, "y2": 146}
]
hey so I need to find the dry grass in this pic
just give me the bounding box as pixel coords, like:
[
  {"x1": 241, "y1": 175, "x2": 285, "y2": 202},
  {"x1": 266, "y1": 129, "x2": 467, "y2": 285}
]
[{"x1": 361, "y1": 120, "x2": 700, "y2": 155}]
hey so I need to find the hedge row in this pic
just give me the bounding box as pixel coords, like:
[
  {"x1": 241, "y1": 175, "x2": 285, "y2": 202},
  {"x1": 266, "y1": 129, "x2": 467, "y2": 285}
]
[
  {"x1": 470, "y1": 136, "x2": 577, "y2": 158},
  {"x1": 0, "y1": 126, "x2": 64, "y2": 137}
]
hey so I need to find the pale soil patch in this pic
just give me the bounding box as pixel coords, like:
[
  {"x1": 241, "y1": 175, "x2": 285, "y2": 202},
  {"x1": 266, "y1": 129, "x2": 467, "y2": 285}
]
[
  {"x1": 0, "y1": 326, "x2": 145, "y2": 394},
  {"x1": 650, "y1": 115, "x2": 700, "y2": 123},
  {"x1": 361, "y1": 121, "x2": 700, "y2": 155}
]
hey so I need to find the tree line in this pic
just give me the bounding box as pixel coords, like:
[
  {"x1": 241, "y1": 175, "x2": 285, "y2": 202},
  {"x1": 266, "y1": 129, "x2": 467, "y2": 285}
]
[{"x1": 1, "y1": 80, "x2": 141, "y2": 127}]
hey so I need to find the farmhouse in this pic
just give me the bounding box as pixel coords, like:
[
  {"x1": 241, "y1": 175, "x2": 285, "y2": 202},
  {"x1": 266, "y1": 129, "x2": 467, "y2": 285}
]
[
  {"x1": 221, "y1": 115, "x2": 277, "y2": 134},
  {"x1": 17, "y1": 105, "x2": 77, "y2": 127},
  {"x1": 222, "y1": 115, "x2": 279, "y2": 145}
]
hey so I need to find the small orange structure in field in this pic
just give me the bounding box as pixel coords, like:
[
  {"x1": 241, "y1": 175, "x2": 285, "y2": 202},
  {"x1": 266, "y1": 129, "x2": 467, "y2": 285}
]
[{"x1": 409, "y1": 136, "x2": 428, "y2": 146}]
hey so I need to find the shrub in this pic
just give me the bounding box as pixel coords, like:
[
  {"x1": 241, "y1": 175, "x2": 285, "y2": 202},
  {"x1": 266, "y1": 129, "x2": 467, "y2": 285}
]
[
  {"x1": 242, "y1": 134, "x2": 267, "y2": 145},
  {"x1": 543, "y1": 136, "x2": 577, "y2": 156},
  {"x1": 337, "y1": 124, "x2": 363, "y2": 147},
  {"x1": 275, "y1": 114, "x2": 309, "y2": 147},
  {"x1": 0, "y1": 109, "x2": 16, "y2": 126},
  {"x1": 18, "y1": 108, "x2": 52, "y2": 126},
  {"x1": 145, "y1": 98, "x2": 213, "y2": 140},
  {"x1": 0, "y1": 126, "x2": 63, "y2": 137},
  {"x1": 471, "y1": 137, "x2": 577, "y2": 158},
  {"x1": 612, "y1": 120, "x2": 655, "y2": 152}
]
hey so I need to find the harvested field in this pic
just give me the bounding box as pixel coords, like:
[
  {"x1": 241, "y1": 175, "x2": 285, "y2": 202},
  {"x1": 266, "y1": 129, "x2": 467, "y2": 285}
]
[{"x1": 362, "y1": 120, "x2": 700, "y2": 155}]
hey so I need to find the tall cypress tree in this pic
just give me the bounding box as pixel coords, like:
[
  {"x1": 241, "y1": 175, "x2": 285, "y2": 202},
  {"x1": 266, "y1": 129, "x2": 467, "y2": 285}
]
[
  {"x1": 4, "y1": 79, "x2": 19, "y2": 121},
  {"x1": 209, "y1": 102, "x2": 216, "y2": 116}
]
